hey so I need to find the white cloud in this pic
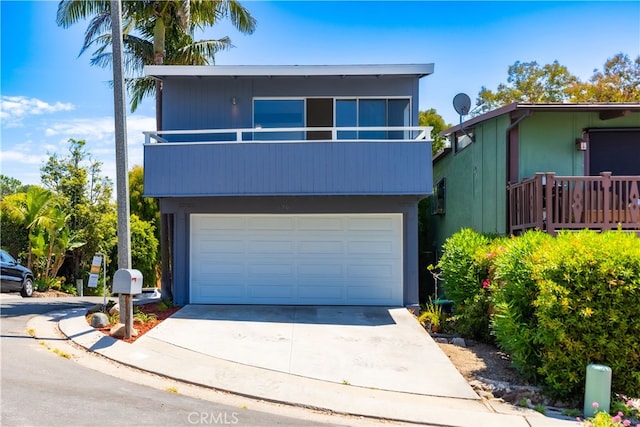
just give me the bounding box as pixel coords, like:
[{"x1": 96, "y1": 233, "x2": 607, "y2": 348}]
[
  {"x1": 1, "y1": 96, "x2": 74, "y2": 127},
  {"x1": 1, "y1": 114, "x2": 155, "y2": 186}
]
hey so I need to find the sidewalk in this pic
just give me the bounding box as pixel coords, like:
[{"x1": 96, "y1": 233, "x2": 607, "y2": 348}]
[{"x1": 30, "y1": 303, "x2": 579, "y2": 427}]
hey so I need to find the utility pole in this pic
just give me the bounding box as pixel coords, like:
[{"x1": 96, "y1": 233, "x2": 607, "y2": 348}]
[{"x1": 110, "y1": 0, "x2": 133, "y2": 339}]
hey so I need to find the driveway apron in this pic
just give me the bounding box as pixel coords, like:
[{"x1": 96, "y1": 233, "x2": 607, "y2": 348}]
[{"x1": 143, "y1": 305, "x2": 479, "y2": 399}]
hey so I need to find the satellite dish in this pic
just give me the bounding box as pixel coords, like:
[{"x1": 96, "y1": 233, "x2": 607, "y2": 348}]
[{"x1": 453, "y1": 93, "x2": 472, "y2": 116}]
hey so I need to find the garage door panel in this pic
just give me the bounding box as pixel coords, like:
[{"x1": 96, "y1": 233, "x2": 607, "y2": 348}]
[
  {"x1": 248, "y1": 263, "x2": 295, "y2": 276},
  {"x1": 197, "y1": 283, "x2": 246, "y2": 298},
  {"x1": 248, "y1": 216, "x2": 296, "y2": 230},
  {"x1": 298, "y1": 240, "x2": 345, "y2": 254},
  {"x1": 298, "y1": 217, "x2": 344, "y2": 230},
  {"x1": 348, "y1": 216, "x2": 398, "y2": 230},
  {"x1": 298, "y1": 263, "x2": 344, "y2": 277},
  {"x1": 197, "y1": 240, "x2": 245, "y2": 254},
  {"x1": 348, "y1": 240, "x2": 394, "y2": 255},
  {"x1": 248, "y1": 240, "x2": 295, "y2": 254},
  {"x1": 190, "y1": 214, "x2": 402, "y2": 305},
  {"x1": 347, "y1": 286, "x2": 393, "y2": 300},
  {"x1": 297, "y1": 285, "x2": 344, "y2": 299},
  {"x1": 248, "y1": 285, "x2": 294, "y2": 298},
  {"x1": 198, "y1": 262, "x2": 246, "y2": 276}
]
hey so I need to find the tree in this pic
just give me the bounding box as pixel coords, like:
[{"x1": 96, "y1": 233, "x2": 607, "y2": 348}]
[
  {"x1": 568, "y1": 53, "x2": 640, "y2": 102},
  {"x1": 0, "y1": 175, "x2": 24, "y2": 199},
  {"x1": 475, "y1": 54, "x2": 640, "y2": 114},
  {"x1": 129, "y1": 165, "x2": 160, "y2": 282},
  {"x1": 40, "y1": 139, "x2": 116, "y2": 286},
  {"x1": 419, "y1": 109, "x2": 450, "y2": 155},
  {"x1": 56, "y1": 0, "x2": 257, "y2": 112},
  {"x1": 130, "y1": 214, "x2": 159, "y2": 286},
  {"x1": 1, "y1": 186, "x2": 58, "y2": 270},
  {"x1": 475, "y1": 60, "x2": 579, "y2": 114}
]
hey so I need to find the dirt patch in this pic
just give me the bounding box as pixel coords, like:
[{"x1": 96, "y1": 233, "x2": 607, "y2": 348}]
[
  {"x1": 33, "y1": 290, "x2": 76, "y2": 298},
  {"x1": 436, "y1": 338, "x2": 526, "y2": 386}
]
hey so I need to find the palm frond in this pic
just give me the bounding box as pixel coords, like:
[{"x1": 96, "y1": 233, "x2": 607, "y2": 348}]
[
  {"x1": 56, "y1": 0, "x2": 109, "y2": 28},
  {"x1": 169, "y1": 38, "x2": 232, "y2": 65},
  {"x1": 127, "y1": 77, "x2": 156, "y2": 113}
]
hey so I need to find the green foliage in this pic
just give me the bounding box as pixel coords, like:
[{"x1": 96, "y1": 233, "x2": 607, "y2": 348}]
[
  {"x1": 40, "y1": 139, "x2": 117, "y2": 287},
  {"x1": 438, "y1": 228, "x2": 490, "y2": 306},
  {"x1": 475, "y1": 60, "x2": 578, "y2": 114},
  {"x1": 130, "y1": 214, "x2": 159, "y2": 286},
  {"x1": 436, "y1": 229, "x2": 640, "y2": 402},
  {"x1": 57, "y1": 0, "x2": 257, "y2": 111},
  {"x1": 133, "y1": 306, "x2": 157, "y2": 323},
  {"x1": 436, "y1": 228, "x2": 501, "y2": 341},
  {"x1": 475, "y1": 53, "x2": 639, "y2": 114},
  {"x1": 532, "y1": 231, "x2": 640, "y2": 400},
  {"x1": 418, "y1": 109, "x2": 450, "y2": 155},
  {"x1": 491, "y1": 231, "x2": 553, "y2": 381},
  {"x1": 568, "y1": 53, "x2": 640, "y2": 102},
  {"x1": 157, "y1": 298, "x2": 176, "y2": 311},
  {"x1": 0, "y1": 174, "x2": 24, "y2": 198},
  {"x1": 418, "y1": 298, "x2": 445, "y2": 331}
]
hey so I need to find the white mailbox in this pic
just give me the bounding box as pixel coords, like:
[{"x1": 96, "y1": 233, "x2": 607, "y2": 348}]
[{"x1": 112, "y1": 269, "x2": 143, "y2": 295}]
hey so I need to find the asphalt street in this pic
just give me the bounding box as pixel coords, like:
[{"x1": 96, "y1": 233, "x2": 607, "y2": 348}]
[{"x1": 1, "y1": 295, "x2": 409, "y2": 427}]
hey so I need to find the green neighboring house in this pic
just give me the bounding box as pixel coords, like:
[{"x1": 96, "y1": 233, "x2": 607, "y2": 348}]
[{"x1": 429, "y1": 103, "x2": 640, "y2": 254}]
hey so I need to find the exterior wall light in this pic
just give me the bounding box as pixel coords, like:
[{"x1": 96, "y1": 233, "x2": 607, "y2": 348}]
[
  {"x1": 231, "y1": 97, "x2": 237, "y2": 105},
  {"x1": 575, "y1": 138, "x2": 588, "y2": 151}
]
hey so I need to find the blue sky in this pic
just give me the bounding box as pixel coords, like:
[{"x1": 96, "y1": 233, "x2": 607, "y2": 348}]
[{"x1": 2, "y1": 0, "x2": 639, "y2": 186}]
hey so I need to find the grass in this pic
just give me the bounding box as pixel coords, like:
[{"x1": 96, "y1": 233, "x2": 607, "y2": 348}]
[{"x1": 39, "y1": 341, "x2": 71, "y2": 359}]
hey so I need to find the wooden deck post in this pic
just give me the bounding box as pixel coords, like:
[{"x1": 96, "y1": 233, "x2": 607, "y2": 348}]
[
  {"x1": 545, "y1": 173, "x2": 556, "y2": 234},
  {"x1": 601, "y1": 172, "x2": 612, "y2": 229},
  {"x1": 535, "y1": 173, "x2": 545, "y2": 231}
]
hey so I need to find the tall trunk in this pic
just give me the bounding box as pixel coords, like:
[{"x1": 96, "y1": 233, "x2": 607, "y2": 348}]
[{"x1": 153, "y1": 18, "x2": 165, "y2": 130}]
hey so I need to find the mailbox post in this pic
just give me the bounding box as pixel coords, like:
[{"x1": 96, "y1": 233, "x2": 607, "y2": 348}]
[{"x1": 113, "y1": 269, "x2": 143, "y2": 339}]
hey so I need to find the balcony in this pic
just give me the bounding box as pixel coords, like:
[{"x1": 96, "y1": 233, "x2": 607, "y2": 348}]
[
  {"x1": 508, "y1": 172, "x2": 640, "y2": 235},
  {"x1": 143, "y1": 126, "x2": 433, "y2": 197}
]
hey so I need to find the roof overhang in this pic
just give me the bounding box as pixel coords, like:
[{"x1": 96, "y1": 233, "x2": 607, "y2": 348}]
[
  {"x1": 441, "y1": 103, "x2": 640, "y2": 136},
  {"x1": 145, "y1": 63, "x2": 435, "y2": 79}
]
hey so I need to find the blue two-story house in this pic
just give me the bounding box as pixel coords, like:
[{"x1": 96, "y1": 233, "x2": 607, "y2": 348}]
[{"x1": 143, "y1": 64, "x2": 434, "y2": 307}]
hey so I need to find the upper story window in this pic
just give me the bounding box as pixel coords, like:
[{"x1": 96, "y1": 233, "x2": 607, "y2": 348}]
[
  {"x1": 253, "y1": 97, "x2": 411, "y2": 141},
  {"x1": 455, "y1": 132, "x2": 474, "y2": 152},
  {"x1": 254, "y1": 99, "x2": 305, "y2": 140}
]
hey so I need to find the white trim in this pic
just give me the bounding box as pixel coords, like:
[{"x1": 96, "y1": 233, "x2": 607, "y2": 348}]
[{"x1": 145, "y1": 64, "x2": 434, "y2": 78}]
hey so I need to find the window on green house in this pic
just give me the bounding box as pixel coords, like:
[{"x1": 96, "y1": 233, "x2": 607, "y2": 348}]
[
  {"x1": 455, "y1": 132, "x2": 473, "y2": 152},
  {"x1": 432, "y1": 178, "x2": 446, "y2": 215}
]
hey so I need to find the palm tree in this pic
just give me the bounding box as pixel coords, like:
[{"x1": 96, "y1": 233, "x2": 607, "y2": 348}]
[
  {"x1": 56, "y1": 0, "x2": 257, "y2": 117},
  {"x1": 1, "y1": 186, "x2": 58, "y2": 270}
]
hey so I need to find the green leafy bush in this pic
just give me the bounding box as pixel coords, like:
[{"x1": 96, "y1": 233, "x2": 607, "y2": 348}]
[
  {"x1": 491, "y1": 231, "x2": 552, "y2": 381},
  {"x1": 437, "y1": 228, "x2": 504, "y2": 341},
  {"x1": 438, "y1": 228, "x2": 491, "y2": 306},
  {"x1": 532, "y1": 230, "x2": 640, "y2": 400}
]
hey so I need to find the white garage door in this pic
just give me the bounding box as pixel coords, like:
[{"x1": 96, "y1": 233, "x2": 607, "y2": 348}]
[{"x1": 190, "y1": 214, "x2": 403, "y2": 305}]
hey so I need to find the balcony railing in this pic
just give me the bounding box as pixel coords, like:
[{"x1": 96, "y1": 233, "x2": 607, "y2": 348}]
[
  {"x1": 144, "y1": 126, "x2": 431, "y2": 144},
  {"x1": 142, "y1": 126, "x2": 433, "y2": 197},
  {"x1": 508, "y1": 172, "x2": 640, "y2": 235}
]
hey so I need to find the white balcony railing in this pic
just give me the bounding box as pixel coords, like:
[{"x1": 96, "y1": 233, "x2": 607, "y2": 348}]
[{"x1": 144, "y1": 126, "x2": 432, "y2": 145}]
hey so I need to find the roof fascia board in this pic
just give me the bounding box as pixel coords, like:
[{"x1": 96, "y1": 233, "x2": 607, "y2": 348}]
[
  {"x1": 441, "y1": 103, "x2": 640, "y2": 136},
  {"x1": 144, "y1": 64, "x2": 435, "y2": 79}
]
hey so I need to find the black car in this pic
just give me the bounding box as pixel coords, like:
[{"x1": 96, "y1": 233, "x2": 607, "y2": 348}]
[{"x1": 1, "y1": 249, "x2": 34, "y2": 297}]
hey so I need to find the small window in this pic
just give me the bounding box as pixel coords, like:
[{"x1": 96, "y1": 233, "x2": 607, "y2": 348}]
[
  {"x1": 432, "y1": 178, "x2": 446, "y2": 215},
  {"x1": 455, "y1": 132, "x2": 473, "y2": 152}
]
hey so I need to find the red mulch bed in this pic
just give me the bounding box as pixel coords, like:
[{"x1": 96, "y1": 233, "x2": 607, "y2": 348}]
[{"x1": 87, "y1": 302, "x2": 181, "y2": 344}]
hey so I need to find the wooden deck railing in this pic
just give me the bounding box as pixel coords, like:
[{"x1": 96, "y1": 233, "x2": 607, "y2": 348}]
[{"x1": 508, "y1": 172, "x2": 640, "y2": 234}]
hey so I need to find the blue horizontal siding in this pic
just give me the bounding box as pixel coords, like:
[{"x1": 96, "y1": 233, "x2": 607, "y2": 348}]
[{"x1": 143, "y1": 141, "x2": 432, "y2": 197}]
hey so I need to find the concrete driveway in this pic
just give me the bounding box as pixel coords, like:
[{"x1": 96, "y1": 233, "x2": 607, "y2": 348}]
[{"x1": 144, "y1": 305, "x2": 478, "y2": 400}]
